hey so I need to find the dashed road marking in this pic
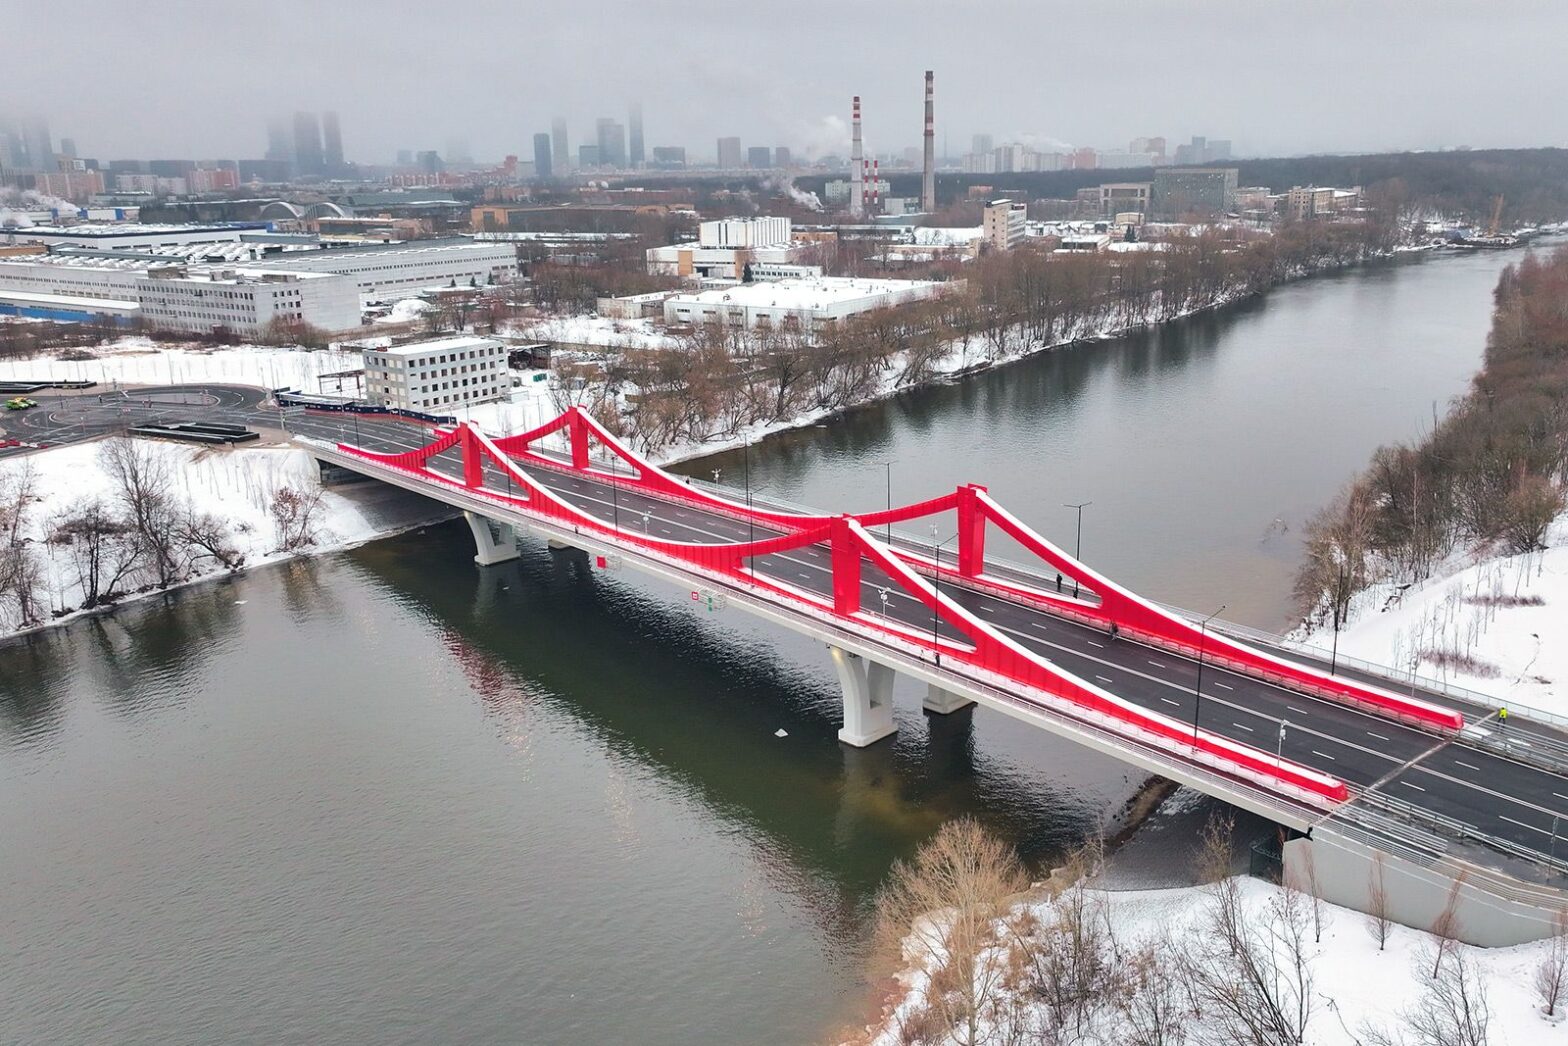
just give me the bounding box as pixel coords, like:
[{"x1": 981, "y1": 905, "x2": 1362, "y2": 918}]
[
  {"x1": 1454, "y1": 760, "x2": 1480, "y2": 772},
  {"x1": 1233, "y1": 722, "x2": 1254, "y2": 732},
  {"x1": 1311, "y1": 750, "x2": 1337, "y2": 761},
  {"x1": 1159, "y1": 697, "x2": 1180, "y2": 707},
  {"x1": 1087, "y1": 640, "x2": 1104, "y2": 649},
  {"x1": 1287, "y1": 705, "x2": 1310, "y2": 716},
  {"x1": 1500, "y1": 814, "x2": 1551, "y2": 837},
  {"x1": 1400, "y1": 781, "x2": 1426, "y2": 792},
  {"x1": 1214, "y1": 682, "x2": 1233, "y2": 691},
  {"x1": 1095, "y1": 675, "x2": 1115, "y2": 684},
  {"x1": 1148, "y1": 660, "x2": 1166, "y2": 669},
  {"x1": 1368, "y1": 731, "x2": 1391, "y2": 742}
]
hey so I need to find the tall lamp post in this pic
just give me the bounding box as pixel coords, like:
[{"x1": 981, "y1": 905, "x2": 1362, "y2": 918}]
[
  {"x1": 1063, "y1": 501, "x2": 1092, "y2": 597},
  {"x1": 930, "y1": 523, "x2": 960, "y2": 668},
  {"x1": 1192, "y1": 604, "x2": 1227, "y2": 745}
]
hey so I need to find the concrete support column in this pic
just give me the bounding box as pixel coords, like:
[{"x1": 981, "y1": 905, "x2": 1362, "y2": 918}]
[
  {"x1": 923, "y1": 683, "x2": 975, "y2": 715},
  {"x1": 830, "y1": 645, "x2": 897, "y2": 747},
  {"x1": 465, "y1": 511, "x2": 519, "y2": 566}
]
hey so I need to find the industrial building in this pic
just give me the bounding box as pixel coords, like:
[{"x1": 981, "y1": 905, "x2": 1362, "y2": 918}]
[
  {"x1": 0, "y1": 254, "x2": 360, "y2": 334},
  {"x1": 2, "y1": 222, "x2": 271, "y2": 251},
  {"x1": 645, "y1": 217, "x2": 810, "y2": 279},
  {"x1": 662, "y1": 276, "x2": 951, "y2": 332},
  {"x1": 1097, "y1": 182, "x2": 1152, "y2": 216},
  {"x1": 361, "y1": 335, "x2": 510, "y2": 412},
  {"x1": 242, "y1": 239, "x2": 518, "y2": 302}
]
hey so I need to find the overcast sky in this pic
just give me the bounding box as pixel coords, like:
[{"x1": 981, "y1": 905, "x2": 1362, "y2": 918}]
[{"x1": 5, "y1": 0, "x2": 1565, "y2": 164}]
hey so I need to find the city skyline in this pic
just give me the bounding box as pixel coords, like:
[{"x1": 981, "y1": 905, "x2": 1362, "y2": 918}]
[{"x1": 4, "y1": 0, "x2": 1565, "y2": 165}]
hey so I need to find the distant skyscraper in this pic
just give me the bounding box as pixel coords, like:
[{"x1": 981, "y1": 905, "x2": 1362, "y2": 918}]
[
  {"x1": 716, "y1": 136, "x2": 742, "y2": 169},
  {"x1": 972, "y1": 133, "x2": 993, "y2": 156},
  {"x1": 533, "y1": 132, "x2": 553, "y2": 179},
  {"x1": 23, "y1": 118, "x2": 53, "y2": 172},
  {"x1": 292, "y1": 111, "x2": 324, "y2": 176},
  {"x1": 650, "y1": 146, "x2": 686, "y2": 169},
  {"x1": 774, "y1": 146, "x2": 791, "y2": 169},
  {"x1": 595, "y1": 118, "x2": 626, "y2": 167},
  {"x1": 747, "y1": 146, "x2": 771, "y2": 169},
  {"x1": 578, "y1": 144, "x2": 600, "y2": 168},
  {"x1": 551, "y1": 117, "x2": 569, "y2": 172},
  {"x1": 322, "y1": 111, "x2": 344, "y2": 172},
  {"x1": 396, "y1": 149, "x2": 414, "y2": 166},
  {"x1": 628, "y1": 102, "x2": 644, "y2": 167},
  {"x1": 446, "y1": 137, "x2": 473, "y2": 165},
  {"x1": 266, "y1": 119, "x2": 294, "y2": 165},
  {"x1": 58, "y1": 137, "x2": 77, "y2": 160},
  {"x1": 416, "y1": 150, "x2": 442, "y2": 175}
]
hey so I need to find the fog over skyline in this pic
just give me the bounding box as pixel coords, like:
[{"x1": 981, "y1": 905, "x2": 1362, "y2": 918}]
[{"x1": 5, "y1": 0, "x2": 1566, "y2": 164}]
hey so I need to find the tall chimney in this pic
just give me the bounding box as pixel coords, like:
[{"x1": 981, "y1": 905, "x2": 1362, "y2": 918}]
[
  {"x1": 872, "y1": 158, "x2": 880, "y2": 214},
  {"x1": 851, "y1": 95, "x2": 864, "y2": 218},
  {"x1": 922, "y1": 70, "x2": 936, "y2": 213}
]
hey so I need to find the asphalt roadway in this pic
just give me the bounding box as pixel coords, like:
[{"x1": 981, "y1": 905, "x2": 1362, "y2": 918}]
[{"x1": 7, "y1": 385, "x2": 1568, "y2": 872}]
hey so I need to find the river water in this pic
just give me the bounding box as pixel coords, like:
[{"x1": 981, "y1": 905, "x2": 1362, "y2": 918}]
[{"x1": 0, "y1": 247, "x2": 1535, "y2": 1044}]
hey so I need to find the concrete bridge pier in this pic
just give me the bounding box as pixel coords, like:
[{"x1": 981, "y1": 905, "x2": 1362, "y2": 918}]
[
  {"x1": 465, "y1": 511, "x2": 520, "y2": 566},
  {"x1": 830, "y1": 645, "x2": 897, "y2": 747},
  {"x1": 923, "y1": 684, "x2": 975, "y2": 715}
]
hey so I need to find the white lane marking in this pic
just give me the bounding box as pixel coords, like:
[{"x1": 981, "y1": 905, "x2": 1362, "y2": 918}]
[
  {"x1": 1554, "y1": 793, "x2": 1568, "y2": 803},
  {"x1": 797, "y1": 572, "x2": 811, "y2": 580},
  {"x1": 1368, "y1": 732, "x2": 1391, "y2": 742},
  {"x1": 1147, "y1": 660, "x2": 1166, "y2": 668},
  {"x1": 1095, "y1": 675, "x2": 1115, "y2": 684},
  {"x1": 1311, "y1": 750, "x2": 1337, "y2": 761},
  {"x1": 1287, "y1": 705, "x2": 1310, "y2": 716},
  {"x1": 1233, "y1": 722, "x2": 1254, "y2": 732},
  {"x1": 1087, "y1": 640, "x2": 1104, "y2": 649},
  {"x1": 1400, "y1": 781, "x2": 1426, "y2": 792},
  {"x1": 1160, "y1": 697, "x2": 1181, "y2": 707},
  {"x1": 1454, "y1": 760, "x2": 1480, "y2": 772},
  {"x1": 1214, "y1": 683, "x2": 1233, "y2": 691},
  {"x1": 1500, "y1": 814, "x2": 1552, "y2": 837},
  {"x1": 979, "y1": 606, "x2": 995, "y2": 614}
]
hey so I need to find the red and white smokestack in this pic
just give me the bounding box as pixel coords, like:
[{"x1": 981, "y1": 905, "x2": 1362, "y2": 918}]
[
  {"x1": 872, "y1": 158, "x2": 880, "y2": 214},
  {"x1": 922, "y1": 70, "x2": 936, "y2": 213},
  {"x1": 851, "y1": 95, "x2": 864, "y2": 218}
]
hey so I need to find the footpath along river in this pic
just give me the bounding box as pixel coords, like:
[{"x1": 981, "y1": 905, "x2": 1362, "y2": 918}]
[{"x1": 0, "y1": 246, "x2": 1538, "y2": 1044}]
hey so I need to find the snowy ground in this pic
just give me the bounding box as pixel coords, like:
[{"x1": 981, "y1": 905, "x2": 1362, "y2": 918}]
[
  {"x1": 868, "y1": 876, "x2": 1565, "y2": 1046},
  {"x1": 1295, "y1": 513, "x2": 1568, "y2": 719},
  {"x1": 1, "y1": 437, "x2": 450, "y2": 634},
  {"x1": 0, "y1": 337, "x2": 361, "y2": 395}
]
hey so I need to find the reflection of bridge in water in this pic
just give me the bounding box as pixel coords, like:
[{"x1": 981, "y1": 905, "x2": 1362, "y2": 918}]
[{"x1": 299, "y1": 404, "x2": 1568, "y2": 944}]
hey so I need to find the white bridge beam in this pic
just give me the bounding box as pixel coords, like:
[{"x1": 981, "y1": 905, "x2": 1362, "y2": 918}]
[
  {"x1": 465, "y1": 511, "x2": 519, "y2": 566},
  {"x1": 830, "y1": 645, "x2": 897, "y2": 747}
]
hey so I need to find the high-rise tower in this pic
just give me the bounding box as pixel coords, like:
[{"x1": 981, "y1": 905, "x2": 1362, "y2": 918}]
[{"x1": 921, "y1": 71, "x2": 936, "y2": 213}]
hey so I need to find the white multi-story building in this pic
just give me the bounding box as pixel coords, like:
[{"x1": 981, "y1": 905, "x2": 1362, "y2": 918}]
[
  {"x1": 254, "y1": 239, "x2": 518, "y2": 303},
  {"x1": 662, "y1": 276, "x2": 952, "y2": 332},
  {"x1": 0, "y1": 254, "x2": 361, "y2": 335},
  {"x1": 361, "y1": 335, "x2": 510, "y2": 413},
  {"x1": 2, "y1": 222, "x2": 268, "y2": 251},
  {"x1": 646, "y1": 216, "x2": 811, "y2": 279},
  {"x1": 982, "y1": 200, "x2": 1027, "y2": 252}
]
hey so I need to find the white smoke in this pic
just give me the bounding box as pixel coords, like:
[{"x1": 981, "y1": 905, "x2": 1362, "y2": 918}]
[
  {"x1": 0, "y1": 187, "x2": 82, "y2": 227},
  {"x1": 788, "y1": 113, "x2": 849, "y2": 161},
  {"x1": 765, "y1": 177, "x2": 822, "y2": 212}
]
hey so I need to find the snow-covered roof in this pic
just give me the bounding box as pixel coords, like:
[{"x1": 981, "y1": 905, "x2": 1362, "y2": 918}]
[
  {"x1": 667, "y1": 276, "x2": 943, "y2": 310},
  {"x1": 369, "y1": 335, "x2": 502, "y2": 356},
  {"x1": 912, "y1": 226, "x2": 982, "y2": 246}
]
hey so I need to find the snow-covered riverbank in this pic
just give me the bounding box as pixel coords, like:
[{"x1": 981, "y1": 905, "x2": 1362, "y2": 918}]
[
  {"x1": 1294, "y1": 511, "x2": 1568, "y2": 719},
  {"x1": 0, "y1": 437, "x2": 452, "y2": 641},
  {"x1": 864, "y1": 873, "x2": 1565, "y2": 1045}
]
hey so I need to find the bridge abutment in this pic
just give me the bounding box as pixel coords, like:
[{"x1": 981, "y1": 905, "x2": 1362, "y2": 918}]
[
  {"x1": 830, "y1": 645, "x2": 897, "y2": 747},
  {"x1": 465, "y1": 511, "x2": 520, "y2": 566}
]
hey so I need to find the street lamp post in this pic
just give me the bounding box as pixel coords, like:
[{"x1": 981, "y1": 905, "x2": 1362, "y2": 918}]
[
  {"x1": 930, "y1": 523, "x2": 959, "y2": 668},
  {"x1": 1277, "y1": 719, "x2": 1289, "y2": 765},
  {"x1": 1063, "y1": 501, "x2": 1092, "y2": 597},
  {"x1": 1192, "y1": 603, "x2": 1228, "y2": 745},
  {"x1": 609, "y1": 453, "x2": 619, "y2": 533}
]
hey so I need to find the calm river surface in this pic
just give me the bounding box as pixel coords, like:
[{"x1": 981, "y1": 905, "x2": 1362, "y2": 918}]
[{"x1": 0, "y1": 247, "x2": 1538, "y2": 1044}]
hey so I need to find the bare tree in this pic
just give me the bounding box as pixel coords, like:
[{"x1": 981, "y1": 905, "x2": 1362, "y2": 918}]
[
  {"x1": 0, "y1": 459, "x2": 44, "y2": 628},
  {"x1": 179, "y1": 508, "x2": 244, "y2": 572},
  {"x1": 1185, "y1": 874, "x2": 1315, "y2": 1045},
  {"x1": 1408, "y1": 945, "x2": 1491, "y2": 1046},
  {"x1": 1284, "y1": 844, "x2": 1328, "y2": 945},
  {"x1": 1120, "y1": 943, "x2": 1193, "y2": 1046},
  {"x1": 1534, "y1": 910, "x2": 1568, "y2": 1018},
  {"x1": 873, "y1": 817, "x2": 1030, "y2": 1046},
  {"x1": 50, "y1": 497, "x2": 141, "y2": 609},
  {"x1": 99, "y1": 438, "x2": 186, "y2": 589},
  {"x1": 1429, "y1": 873, "x2": 1468, "y2": 978},
  {"x1": 1368, "y1": 852, "x2": 1393, "y2": 952}
]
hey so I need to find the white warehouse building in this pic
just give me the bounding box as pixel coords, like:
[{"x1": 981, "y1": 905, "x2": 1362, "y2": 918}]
[
  {"x1": 662, "y1": 276, "x2": 953, "y2": 332},
  {"x1": 256, "y1": 239, "x2": 518, "y2": 304},
  {"x1": 361, "y1": 335, "x2": 510, "y2": 413},
  {"x1": 0, "y1": 254, "x2": 361, "y2": 335}
]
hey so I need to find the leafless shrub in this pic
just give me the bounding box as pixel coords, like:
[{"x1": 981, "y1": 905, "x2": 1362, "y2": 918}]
[
  {"x1": 1194, "y1": 811, "x2": 1236, "y2": 884},
  {"x1": 99, "y1": 437, "x2": 185, "y2": 589},
  {"x1": 1119, "y1": 942, "x2": 1194, "y2": 1046},
  {"x1": 872, "y1": 817, "x2": 1029, "y2": 1046},
  {"x1": 0, "y1": 460, "x2": 44, "y2": 628},
  {"x1": 270, "y1": 485, "x2": 325, "y2": 552},
  {"x1": 1429, "y1": 872, "x2": 1468, "y2": 978},
  {"x1": 1534, "y1": 910, "x2": 1568, "y2": 1018},
  {"x1": 1407, "y1": 944, "x2": 1491, "y2": 1046}
]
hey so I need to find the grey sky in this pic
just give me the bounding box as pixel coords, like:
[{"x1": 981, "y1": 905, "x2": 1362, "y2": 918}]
[{"x1": 5, "y1": 0, "x2": 1565, "y2": 164}]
